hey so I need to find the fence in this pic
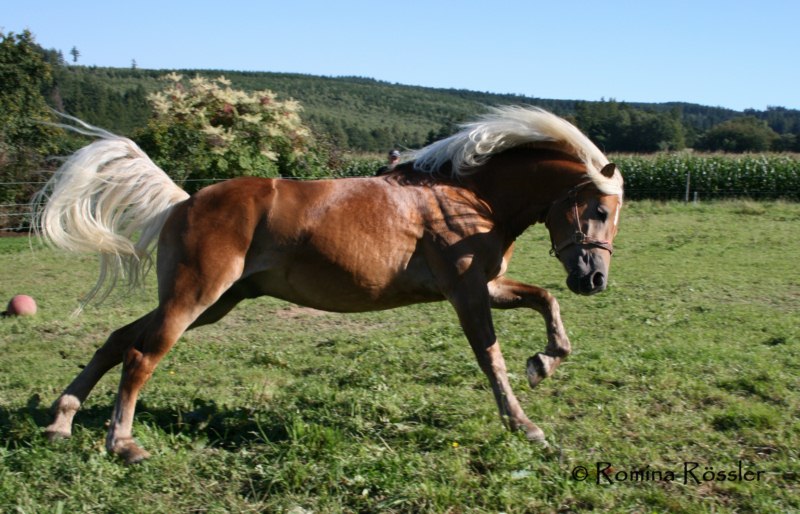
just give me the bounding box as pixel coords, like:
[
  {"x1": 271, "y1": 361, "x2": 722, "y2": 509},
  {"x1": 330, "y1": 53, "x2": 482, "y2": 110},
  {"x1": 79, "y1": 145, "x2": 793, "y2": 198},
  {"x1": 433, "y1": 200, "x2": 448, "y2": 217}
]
[{"x1": 0, "y1": 177, "x2": 231, "y2": 234}]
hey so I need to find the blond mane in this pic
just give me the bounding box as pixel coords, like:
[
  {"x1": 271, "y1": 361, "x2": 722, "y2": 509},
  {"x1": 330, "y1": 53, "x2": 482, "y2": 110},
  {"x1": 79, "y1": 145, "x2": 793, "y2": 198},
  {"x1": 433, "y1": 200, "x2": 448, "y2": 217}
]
[{"x1": 410, "y1": 106, "x2": 623, "y2": 196}]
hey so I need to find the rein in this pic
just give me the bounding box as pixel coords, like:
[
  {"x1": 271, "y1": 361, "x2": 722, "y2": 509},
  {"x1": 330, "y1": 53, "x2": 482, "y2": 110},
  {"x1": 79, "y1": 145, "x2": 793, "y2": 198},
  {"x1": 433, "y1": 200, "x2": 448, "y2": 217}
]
[{"x1": 546, "y1": 181, "x2": 614, "y2": 258}]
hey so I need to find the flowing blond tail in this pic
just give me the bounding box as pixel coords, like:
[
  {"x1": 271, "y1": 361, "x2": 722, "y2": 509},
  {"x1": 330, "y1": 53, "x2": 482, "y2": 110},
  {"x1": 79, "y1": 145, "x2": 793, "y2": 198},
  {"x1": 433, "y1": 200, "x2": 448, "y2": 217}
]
[{"x1": 33, "y1": 119, "x2": 190, "y2": 310}]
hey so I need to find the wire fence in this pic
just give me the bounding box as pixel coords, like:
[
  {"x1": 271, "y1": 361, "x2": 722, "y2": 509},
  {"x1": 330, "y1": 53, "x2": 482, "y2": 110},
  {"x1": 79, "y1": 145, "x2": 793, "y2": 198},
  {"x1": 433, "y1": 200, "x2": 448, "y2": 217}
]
[{"x1": 0, "y1": 177, "x2": 230, "y2": 234}]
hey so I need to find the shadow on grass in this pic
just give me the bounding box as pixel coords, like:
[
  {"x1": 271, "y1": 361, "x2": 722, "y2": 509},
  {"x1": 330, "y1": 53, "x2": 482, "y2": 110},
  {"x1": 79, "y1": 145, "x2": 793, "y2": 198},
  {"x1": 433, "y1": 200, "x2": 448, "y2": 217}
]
[{"x1": 0, "y1": 394, "x2": 293, "y2": 452}]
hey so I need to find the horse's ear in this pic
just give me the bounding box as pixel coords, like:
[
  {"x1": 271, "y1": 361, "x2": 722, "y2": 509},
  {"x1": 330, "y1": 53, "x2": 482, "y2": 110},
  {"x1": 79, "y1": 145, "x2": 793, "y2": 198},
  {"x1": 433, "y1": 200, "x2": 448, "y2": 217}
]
[{"x1": 600, "y1": 163, "x2": 616, "y2": 178}]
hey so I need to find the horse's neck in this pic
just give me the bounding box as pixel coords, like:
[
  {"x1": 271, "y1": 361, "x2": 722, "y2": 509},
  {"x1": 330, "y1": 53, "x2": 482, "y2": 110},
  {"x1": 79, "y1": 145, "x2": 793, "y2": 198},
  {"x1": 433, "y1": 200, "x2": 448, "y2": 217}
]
[{"x1": 469, "y1": 153, "x2": 587, "y2": 237}]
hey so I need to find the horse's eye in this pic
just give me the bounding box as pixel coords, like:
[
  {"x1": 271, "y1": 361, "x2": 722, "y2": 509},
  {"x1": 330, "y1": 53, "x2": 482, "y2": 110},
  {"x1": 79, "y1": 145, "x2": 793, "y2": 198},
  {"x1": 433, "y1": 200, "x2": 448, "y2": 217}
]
[{"x1": 597, "y1": 207, "x2": 609, "y2": 222}]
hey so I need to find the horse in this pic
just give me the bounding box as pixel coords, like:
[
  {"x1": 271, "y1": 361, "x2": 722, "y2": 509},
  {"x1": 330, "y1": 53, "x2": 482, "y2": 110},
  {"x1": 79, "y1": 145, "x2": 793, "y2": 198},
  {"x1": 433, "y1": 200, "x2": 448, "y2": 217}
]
[{"x1": 34, "y1": 106, "x2": 623, "y2": 464}]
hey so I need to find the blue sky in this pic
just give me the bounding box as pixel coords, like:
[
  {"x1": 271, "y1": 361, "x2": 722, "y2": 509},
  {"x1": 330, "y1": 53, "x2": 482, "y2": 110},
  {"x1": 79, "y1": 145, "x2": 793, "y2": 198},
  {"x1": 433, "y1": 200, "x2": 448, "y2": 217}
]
[{"x1": 3, "y1": 0, "x2": 798, "y2": 111}]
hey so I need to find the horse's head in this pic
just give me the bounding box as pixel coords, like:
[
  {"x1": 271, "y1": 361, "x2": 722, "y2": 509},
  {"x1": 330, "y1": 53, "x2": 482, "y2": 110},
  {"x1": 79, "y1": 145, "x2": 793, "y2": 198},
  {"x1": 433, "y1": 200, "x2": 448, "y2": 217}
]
[{"x1": 545, "y1": 164, "x2": 622, "y2": 296}]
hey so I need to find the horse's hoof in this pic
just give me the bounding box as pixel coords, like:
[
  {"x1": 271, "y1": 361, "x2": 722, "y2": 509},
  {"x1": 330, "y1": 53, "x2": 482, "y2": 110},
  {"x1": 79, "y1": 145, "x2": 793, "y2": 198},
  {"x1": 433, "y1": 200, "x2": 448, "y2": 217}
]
[
  {"x1": 526, "y1": 354, "x2": 552, "y2": 388},
  {"x1": 123, "y1": 448, "x2": 151, "y2": 465},
  {"x1": 44, "y1": 429, "x2": 71, "y2": 442},
  {"x1": 111, "y1": 439, "x2": 152, "y2": 465},
  {"x1": 524, "y1": 426, "x2": 548, "y2": 447}
]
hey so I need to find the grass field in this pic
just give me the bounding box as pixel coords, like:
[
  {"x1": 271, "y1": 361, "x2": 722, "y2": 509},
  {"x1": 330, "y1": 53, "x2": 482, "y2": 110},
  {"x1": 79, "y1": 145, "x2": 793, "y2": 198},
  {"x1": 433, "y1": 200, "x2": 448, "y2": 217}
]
[{"x1": 1, "y1": 201, "x2": 798, "y2": 513}]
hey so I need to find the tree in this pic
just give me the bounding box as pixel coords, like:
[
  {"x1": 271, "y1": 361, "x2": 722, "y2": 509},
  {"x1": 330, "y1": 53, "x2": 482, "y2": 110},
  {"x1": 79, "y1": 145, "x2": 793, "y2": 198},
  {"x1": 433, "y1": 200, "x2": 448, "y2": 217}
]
[
  {"x1": 69, "y1": 46, "x2": 80, "y2": 63},
  {"x1": 622, "y1": 108, "x2": 686, "y2": 152},
  {"x1": 0, "y1": 30, "x2": 61, "y2": 214},
  {"x1": 574, "y1": 100, "x2": 686, "y2": 152},
  {"x1": 697, "y1": 117, "x2": 780, "y2": 152}
]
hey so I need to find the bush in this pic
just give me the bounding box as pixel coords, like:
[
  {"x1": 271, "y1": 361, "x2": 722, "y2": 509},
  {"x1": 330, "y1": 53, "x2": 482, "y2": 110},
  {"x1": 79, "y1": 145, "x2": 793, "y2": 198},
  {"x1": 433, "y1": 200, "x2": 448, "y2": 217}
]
[
  {"x1": 136, "y1": 74, "x2": 318, "y2": 190},
  {"x1": 328, "y1": 154, "x2": 384, "y2": 178}
]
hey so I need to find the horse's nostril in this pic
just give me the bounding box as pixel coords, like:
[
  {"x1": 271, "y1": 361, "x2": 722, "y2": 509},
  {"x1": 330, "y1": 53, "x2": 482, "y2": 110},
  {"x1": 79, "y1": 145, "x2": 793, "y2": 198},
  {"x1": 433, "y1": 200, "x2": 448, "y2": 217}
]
[{"x1": 592, "y1": 271, "x2": 606, "y2": 290}]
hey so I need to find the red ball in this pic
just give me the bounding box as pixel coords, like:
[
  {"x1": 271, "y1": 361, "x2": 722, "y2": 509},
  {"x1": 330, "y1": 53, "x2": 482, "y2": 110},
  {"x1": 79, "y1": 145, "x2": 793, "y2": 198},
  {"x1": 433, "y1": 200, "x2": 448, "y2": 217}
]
[{"x1": 6, "y1": 295, "x2": 37, "y2": 316}]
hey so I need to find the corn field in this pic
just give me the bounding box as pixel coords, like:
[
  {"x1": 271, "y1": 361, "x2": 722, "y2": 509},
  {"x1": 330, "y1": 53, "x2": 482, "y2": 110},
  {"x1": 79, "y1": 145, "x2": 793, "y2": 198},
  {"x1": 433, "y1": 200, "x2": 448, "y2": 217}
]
[{"x1": 614, "y1": 152, "x2": 800, "y2": 200}]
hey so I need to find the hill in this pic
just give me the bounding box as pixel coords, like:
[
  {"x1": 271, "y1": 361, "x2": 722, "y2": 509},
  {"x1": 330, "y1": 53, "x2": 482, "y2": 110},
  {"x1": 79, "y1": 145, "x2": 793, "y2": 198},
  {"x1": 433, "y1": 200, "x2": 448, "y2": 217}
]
[
  {"x1": 47, "y1": 66, "x2": 576, "y2": 151},
  {"x1": 47, "y1": 65, "x2": 800, "y2": 153}
]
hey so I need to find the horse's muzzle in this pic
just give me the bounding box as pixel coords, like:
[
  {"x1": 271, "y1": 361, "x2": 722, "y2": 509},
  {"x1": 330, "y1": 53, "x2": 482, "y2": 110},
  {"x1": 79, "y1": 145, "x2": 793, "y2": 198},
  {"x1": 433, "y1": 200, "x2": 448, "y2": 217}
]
[
  {"x1": 564, "y1": 249, "x2": 609, "y2": 295},
  {"x1": 567, "y1": 269, "x2": 607, "y2": 295}
]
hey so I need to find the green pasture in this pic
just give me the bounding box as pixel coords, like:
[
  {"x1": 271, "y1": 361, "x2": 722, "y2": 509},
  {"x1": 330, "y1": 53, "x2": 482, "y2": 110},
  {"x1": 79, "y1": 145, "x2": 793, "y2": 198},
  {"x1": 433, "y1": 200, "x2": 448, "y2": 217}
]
[{"x1": 1, "y1": 201, "x2": 798, "y2": 513}]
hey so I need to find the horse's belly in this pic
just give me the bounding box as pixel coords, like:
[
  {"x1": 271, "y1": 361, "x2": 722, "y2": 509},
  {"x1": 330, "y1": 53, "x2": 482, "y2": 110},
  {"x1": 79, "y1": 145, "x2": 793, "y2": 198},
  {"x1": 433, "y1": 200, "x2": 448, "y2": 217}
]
[{"x1": 242, "y1": 254, "x2": 443, "y2": 313}]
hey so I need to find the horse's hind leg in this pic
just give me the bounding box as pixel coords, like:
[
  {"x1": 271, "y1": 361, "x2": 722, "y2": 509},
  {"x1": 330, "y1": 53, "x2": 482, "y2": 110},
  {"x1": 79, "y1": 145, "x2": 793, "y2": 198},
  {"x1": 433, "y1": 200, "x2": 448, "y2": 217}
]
[
  {"x1": 105, "y1": 304, "x2": 191, "y2": 464},
  {"x1": 105, "y1": 246, "x2": 247, "y2": 463},
  {"x1": 45, "y1": 313, "x2": 154, "y2": 440},
  {"x1": 101, "y1": 283, "x2": 250, "y2": 459},
  {"x1": 187, "y1": 282, "x2": 253, "y2": 330},
  {"x1": 488, "y1": 277, "x2": 571, "y2": 388}
]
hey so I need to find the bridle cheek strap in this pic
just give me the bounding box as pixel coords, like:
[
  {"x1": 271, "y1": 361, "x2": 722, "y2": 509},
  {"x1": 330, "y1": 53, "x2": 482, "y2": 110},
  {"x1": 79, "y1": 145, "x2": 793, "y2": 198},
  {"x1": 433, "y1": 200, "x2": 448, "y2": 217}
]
[{"x1": 548, "y1": 184, "x2": 614, "y2": 258}]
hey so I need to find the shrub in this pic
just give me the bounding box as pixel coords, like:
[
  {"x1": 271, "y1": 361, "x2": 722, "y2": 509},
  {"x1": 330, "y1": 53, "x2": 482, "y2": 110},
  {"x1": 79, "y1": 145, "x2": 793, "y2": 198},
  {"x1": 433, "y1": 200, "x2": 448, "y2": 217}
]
[{"x1": 136, "y1": 74, "x2": 316, "y2": 190}]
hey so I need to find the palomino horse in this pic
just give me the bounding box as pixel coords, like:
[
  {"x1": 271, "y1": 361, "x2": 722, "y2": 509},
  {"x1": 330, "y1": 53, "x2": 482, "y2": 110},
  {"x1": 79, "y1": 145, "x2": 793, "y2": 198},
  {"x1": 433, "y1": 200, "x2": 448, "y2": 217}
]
[{"x1": 35, "y1": 106, "x2": 623, "y2": 464}]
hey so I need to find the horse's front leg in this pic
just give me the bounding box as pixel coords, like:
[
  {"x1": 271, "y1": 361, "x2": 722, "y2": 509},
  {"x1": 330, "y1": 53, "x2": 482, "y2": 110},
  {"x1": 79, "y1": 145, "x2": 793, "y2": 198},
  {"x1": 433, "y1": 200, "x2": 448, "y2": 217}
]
[
  {"x1": 449, "y1": 276, "x2": 546, "y2": 444},
  {"x1": 488, "y1": 276, "x2": 571, "y2": 388}
]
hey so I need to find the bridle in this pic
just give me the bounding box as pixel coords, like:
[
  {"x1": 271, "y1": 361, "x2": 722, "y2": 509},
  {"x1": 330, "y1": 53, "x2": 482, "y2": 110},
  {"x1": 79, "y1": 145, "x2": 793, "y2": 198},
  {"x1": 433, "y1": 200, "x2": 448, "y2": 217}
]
[{"x1": 546, "y1": 181, "x2": 614, "y2": 258}]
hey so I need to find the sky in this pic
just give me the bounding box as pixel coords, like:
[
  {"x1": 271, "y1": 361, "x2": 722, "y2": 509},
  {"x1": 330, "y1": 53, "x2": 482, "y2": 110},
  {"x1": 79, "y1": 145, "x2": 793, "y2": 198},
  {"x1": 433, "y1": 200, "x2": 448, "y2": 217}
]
[{"x1": 3, "y1": 0, "x2": 799, "y2": 112}]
